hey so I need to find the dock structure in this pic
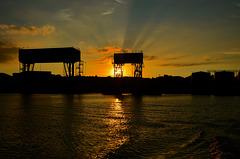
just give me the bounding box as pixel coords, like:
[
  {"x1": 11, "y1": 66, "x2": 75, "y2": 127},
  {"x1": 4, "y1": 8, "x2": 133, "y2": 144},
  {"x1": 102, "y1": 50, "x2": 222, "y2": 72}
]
[
  {"x1": 19, "y1": 47, "x2": 82, "y2": 77},
  {"x1": 113, "y1": 53, "x2": 143, "y2": 78}
]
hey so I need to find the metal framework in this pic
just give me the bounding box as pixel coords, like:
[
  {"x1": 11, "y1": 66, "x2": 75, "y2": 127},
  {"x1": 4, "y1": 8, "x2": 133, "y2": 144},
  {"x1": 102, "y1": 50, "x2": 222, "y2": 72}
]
[
  {"x1": 133, "y1": 63, "x2": 143, "y2": 78},
  {"x1": 63, "y1": 62, "x2": 74, "y2": 77},
  {"x1": 20, "y1": 63, "x2": 35, "y2": 72},
  {"x1": 19, "y1": 47, "x2": 82, "y2": 77},
  {"x1": 113, "y1": 53, "x2": 143, "y2": 78},
  {"x1": 114, "y1": 63, "x2": 123, "y2": 78}
]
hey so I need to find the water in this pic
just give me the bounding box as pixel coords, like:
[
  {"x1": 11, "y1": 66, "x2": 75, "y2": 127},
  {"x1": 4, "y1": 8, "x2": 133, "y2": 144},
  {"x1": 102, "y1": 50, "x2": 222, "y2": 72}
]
[{"x1": 0, "y1": 94, "x2": 240, "y2": 158}]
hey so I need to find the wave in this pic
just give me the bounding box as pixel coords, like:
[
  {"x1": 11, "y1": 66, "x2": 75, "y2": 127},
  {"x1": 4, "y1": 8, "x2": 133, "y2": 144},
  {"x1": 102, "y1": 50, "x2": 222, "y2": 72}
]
[
  {"x1": 180, "y1": 129, "x2": 204, "y2": 149},
  {"x1": 209, "y1": 136, "x2": 240, "y2": 159},
  {"x1": 162, "y1": 129, "x2": 207, "y2": 158}
]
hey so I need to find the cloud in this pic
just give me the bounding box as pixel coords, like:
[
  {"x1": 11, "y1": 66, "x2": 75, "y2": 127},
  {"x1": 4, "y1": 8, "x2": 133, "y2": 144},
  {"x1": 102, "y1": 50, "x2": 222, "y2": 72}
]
[
  {"x1": 0, "y1": 24, "x2": 55, "y2": 36},
  {"x1": 101, "y1": 7, "x2": 115, "y2": 15},
  {"x1": 144, "y1": 55, "x2": 159, "y2": 61},
  {"x1": 159, "y1": 62, "x2": 212, "y2": 67},
  {"x1": 163, "y1": 55, "x2": 186, "y2": 61},
  {"x1": 56, "y1": 8, "x2": 74, "y2": 21},
  {"x1": 101, "y1": 0, "x2": 127, "y2": 16},
  {"x1": 79, "y1": 41, "x2": 85, "y2": 45},
  {"x1": 84, "y1": 46, "x2": 134, "y2": 55},
  {"x1": 224, "y1": 48, "x2": 240, "y2": 55},
  {"x1": 98, "y1": 46, "x2": 134, "y2": 54},
  {"x1": 121, "y1": 48, "x2": 134, "y2": 53},
  {"x1": 158, "y1": 58, "x2": 222, "y2": 67},
  {"x1": 0, "y1": 39, "x2": 18, "y2": 63},
  {"x1": 87, "y1": 46, "x2": 135, "y2": 64},
  {"x1": 237, "y1": 3, "x2": 240, "y2": 7},
  {"x1": 144, "y1": 54, "x2": 185, "y2": 62},
  {"x1": 95, "y1": 54, "x2": 114, "y2": 64},
  {"x1": 204, "y1": 58, "x2": 222, "y2": 62},
  {"x1": 82, "y1": 46, "x2": 96, "y2": 55},
  {"x1": 116, "y1": 0, "x2": 127, "y2": 4}
]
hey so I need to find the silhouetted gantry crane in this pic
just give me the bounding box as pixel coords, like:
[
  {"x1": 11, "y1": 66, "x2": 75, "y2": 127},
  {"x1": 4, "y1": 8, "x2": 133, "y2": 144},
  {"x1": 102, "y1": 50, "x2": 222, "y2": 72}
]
[
  {"x1": 19, "y1": 47, "x2": 82, "y2": 77},
  {"x1": 113, "y1": 52, "x2": 143, "y2": 78}
]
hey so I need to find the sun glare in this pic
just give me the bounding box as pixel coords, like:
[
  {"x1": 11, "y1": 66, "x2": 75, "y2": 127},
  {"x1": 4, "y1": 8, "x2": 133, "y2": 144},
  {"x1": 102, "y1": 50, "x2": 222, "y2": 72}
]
[{"x1": 116, "y1": 68, "x2": 122, "y2": 74}]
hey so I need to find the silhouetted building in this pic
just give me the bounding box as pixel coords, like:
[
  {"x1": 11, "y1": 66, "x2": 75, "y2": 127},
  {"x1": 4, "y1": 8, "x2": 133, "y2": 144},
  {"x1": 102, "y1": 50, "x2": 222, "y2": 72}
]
[
  {"x1": 0, "y1": 73, "x2": 13, "y2": 93},
  {"x1": 13, "y1": 71, "x2": 52, "y2": 80},
  {"x1": 214, "y1": 71, "x2": 234, "y2": 82},
  {"x1": 156, "y1": 75, "x2": 190, "y2": 94},
  {"x1": 237, "y1": 72, "x2": 240, "y2": 95},
  {"x1": 191, "y1": 71, "x2": 213, "y2": 94},
  {"x1": 0, "y1": 73, "x2": 11, "y2": 79},
  {"x1": 214, "y1": 71, "x2": 236, "y2": 95}
]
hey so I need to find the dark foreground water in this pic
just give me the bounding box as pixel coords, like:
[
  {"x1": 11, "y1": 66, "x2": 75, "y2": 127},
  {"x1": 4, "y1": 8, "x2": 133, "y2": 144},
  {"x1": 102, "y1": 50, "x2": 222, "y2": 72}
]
[{"x1": 0, "y1": 94, "x2": 240, "y2": 159}]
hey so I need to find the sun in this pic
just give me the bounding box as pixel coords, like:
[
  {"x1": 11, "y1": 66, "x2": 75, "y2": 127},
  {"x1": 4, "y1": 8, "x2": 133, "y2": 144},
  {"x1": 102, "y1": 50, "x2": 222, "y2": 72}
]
[
  {"x1": 116, "y1": 68, "x2": 122, "y2": 74},
  {"x1": 114, "y1": 67, "x2": 123, "y2": 77},
  {"x1": 109, "y1": 65, "x2": 133, "y2": 77}
]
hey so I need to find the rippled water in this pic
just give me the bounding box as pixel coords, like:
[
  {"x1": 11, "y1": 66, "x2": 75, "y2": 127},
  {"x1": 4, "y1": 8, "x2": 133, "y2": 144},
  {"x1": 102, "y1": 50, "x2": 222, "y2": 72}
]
[{"x1": 0, "y1": 94, "x2": 240, "y2": 158}]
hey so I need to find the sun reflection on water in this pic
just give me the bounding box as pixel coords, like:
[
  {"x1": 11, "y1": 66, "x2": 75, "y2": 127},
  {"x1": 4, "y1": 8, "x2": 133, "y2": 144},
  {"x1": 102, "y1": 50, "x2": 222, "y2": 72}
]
[{"x1": 104, "y1": 97, "x2": 129, "y2": 155}]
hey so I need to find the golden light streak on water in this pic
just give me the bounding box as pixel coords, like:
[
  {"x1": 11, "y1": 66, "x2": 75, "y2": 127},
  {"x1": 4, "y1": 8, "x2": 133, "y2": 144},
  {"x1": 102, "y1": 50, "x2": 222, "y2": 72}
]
[{"x1": 105, "y1": 98, "x2": 129, "y2": 154}]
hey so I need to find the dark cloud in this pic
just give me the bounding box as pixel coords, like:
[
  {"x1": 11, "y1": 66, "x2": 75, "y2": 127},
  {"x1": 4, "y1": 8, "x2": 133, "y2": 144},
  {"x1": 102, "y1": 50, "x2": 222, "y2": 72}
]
[
  {"x1": 82, "y1": 51, "x2": 94, "y2": 55},
  {"x1": 158, "y1": 58, "x2": 223, "y2": 67},
  {"x1": 0, "y1": 39, "x2": 18, "y2": 63},
  {"x1": 159, "y1": 62, "x2": 208, "y2": 67},
  {"x1": 204, "y1": 58, "x2": 222, "y2": 62},
  {"x1": 95, "y1": 54, "x2": 113, "y2": 64},
  {"x1": 0, "y1": 24, "x2": 55, "y2": 36},
  {"x1": 164, "y1": 55, "x2": 186, "y2": 61},
  {"x1": 143, "y1": 55, "x2": 185, "y2": 61},
  {"x1": 97, "y1": 46, "x2": 134, "y2": 54},
  {"x1": 224, "y1": 48, "x2": 240, "y2": 55},
  {"x1": 84, "y1": 46, "x2": 134, "y2": 55},
  {"x1": 98, "y1": 48, "x2": 109, "y2": 53},
  {"x1": 93, "y1": 46, "x2": 140, "y2": 64},
  {"x1": 143, "y1": 55, "x2": 159, "y2": 61}
]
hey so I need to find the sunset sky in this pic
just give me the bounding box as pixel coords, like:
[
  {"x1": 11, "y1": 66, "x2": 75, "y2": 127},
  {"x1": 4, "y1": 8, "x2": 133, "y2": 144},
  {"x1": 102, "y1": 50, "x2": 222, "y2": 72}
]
[{"x1": 0, "y1": 0, "x2": 240, "y2": 77}]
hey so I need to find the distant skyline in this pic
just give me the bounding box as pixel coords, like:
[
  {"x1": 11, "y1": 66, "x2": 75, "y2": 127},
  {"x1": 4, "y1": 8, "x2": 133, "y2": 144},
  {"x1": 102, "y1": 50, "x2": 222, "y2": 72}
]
[{"x1": 0, "y1": 0, "x2": 240, "y2": 77}]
